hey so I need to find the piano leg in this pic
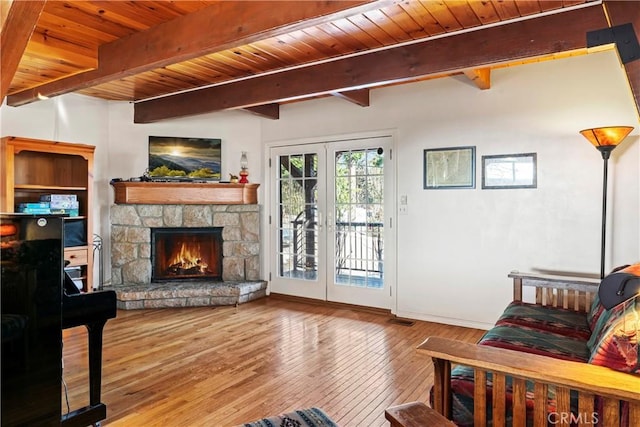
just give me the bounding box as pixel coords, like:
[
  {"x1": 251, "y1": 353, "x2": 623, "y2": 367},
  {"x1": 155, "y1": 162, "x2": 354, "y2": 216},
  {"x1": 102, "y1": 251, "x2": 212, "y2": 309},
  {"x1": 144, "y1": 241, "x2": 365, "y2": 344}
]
[
  {"x1": 87, "y1": 320, "x2": 107, "y2": 407},
  {"x1": 61, "y1": 320, "x2": 109, "y2": 427}
]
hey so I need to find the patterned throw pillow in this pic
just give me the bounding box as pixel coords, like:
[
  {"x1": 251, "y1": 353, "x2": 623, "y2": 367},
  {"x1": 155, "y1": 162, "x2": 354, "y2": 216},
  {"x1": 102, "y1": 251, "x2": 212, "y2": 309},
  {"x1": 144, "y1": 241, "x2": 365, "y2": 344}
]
[
  {"x1": 588, "y1": 298, "x2": 639, "y2": 374},
  {"x1": 587, "y1": 293, "x2": 606, "y2": 332},
  {"x1": 586, "y1": 300, "x2": 627, "y2": 352}
]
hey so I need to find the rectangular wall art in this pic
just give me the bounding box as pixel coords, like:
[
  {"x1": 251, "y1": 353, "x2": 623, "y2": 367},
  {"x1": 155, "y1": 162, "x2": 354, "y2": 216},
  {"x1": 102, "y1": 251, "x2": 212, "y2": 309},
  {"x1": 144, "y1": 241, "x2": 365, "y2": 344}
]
[
  {"x1": 482, "y1": 153, "x2": 537, "y2": 189},
  {"x1": 423, "y1": 146, "x2": 476, "y2": 189},
  {"x1": 148, "y1": 136, "x2": 222, "y2": 181}
]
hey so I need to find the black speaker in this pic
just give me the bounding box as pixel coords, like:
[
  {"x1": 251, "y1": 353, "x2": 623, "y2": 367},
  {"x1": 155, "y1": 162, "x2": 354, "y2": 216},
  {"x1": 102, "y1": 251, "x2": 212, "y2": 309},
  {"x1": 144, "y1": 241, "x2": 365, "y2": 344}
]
[{"x1": 587, "y1": 23, "x2": 640, "y2": 64}]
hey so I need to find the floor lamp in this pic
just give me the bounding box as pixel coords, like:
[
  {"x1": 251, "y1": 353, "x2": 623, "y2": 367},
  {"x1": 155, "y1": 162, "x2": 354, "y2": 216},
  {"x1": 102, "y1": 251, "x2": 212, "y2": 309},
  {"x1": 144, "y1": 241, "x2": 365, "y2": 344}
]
[{"x1": 579, "y1": 126, "x2": 634, "y2": 279}]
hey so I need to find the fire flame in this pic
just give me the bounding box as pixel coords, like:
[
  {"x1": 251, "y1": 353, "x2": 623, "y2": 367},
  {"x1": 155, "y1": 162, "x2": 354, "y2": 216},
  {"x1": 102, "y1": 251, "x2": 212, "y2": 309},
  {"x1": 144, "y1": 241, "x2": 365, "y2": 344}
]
[{"x1": 168, "y1": 241, "x2": 209, "y2": 273}]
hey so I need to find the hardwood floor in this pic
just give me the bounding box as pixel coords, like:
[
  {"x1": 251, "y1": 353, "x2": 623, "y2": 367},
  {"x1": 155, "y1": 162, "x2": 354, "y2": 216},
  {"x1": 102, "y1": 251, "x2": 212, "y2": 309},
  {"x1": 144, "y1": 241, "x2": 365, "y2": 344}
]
[{"x1": 61, "y1": 297, "x2": 484, "y2": 426}]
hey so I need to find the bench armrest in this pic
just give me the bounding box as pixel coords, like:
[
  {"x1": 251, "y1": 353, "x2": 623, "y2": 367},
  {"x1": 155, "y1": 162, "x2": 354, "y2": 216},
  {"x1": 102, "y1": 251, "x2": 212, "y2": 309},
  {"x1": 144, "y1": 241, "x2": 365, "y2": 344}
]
[{"x1": 418, "y1": 337, "x2": 640, "y2": 426}]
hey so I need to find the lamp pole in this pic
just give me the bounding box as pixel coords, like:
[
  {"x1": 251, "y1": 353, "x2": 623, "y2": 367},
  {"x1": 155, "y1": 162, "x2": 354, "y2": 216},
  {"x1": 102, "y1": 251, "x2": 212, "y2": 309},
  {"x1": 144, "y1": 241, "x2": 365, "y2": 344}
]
[
  {"x1": 580, "y1": 126, "x2": 633, "y2": 279},
  {"x1": 597, "y1": 146, "x2": 615, "y2": 279}
]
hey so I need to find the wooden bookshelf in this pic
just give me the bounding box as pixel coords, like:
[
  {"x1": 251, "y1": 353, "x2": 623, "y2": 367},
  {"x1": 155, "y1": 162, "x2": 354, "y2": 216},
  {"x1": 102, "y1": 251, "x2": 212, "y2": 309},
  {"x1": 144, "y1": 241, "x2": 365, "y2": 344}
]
[{"x1": 1, "y1": 136, "x2": 95, "y2": 291}]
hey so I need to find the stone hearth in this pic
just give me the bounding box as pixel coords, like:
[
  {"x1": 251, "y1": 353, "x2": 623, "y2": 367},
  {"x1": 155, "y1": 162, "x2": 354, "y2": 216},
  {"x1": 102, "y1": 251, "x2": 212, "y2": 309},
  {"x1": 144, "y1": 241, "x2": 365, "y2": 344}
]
[
  {"x1": 115, "y1": 281, "x2": 267, "y2": 310},
  {"x1": 109, "y1": 203, "x2": 264, "y2": 309}
]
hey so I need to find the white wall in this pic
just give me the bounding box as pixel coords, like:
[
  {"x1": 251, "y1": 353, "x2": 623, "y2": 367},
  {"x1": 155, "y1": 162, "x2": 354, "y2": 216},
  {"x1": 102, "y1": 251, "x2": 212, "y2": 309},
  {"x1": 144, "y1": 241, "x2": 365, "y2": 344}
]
[
  {"x1": 1, "y1": 94, "x2": 110, "y2": 285},
  {"x1": 261, "y1": 49, "x2": 640, "y2": 328},
  {"x1": 1, "y1": 97, "x2": 264, "y2": 287},
  {"x1": 2, "y1": 49, "x2": 638, "y2": 329},
  {"x1": 104, "y1": 102, "x2": 265, "y2": 283},
  {"x1": 105, "y1": 103, "x2": 263, "y2": 187}
]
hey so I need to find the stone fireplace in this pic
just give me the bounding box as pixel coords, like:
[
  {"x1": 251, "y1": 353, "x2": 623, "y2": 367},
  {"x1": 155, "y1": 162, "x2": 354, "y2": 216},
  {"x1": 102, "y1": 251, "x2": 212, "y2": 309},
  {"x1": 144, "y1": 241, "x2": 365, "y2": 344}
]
[{"x1": 109, "y1": 202, "x2": 265, "y2": 309}]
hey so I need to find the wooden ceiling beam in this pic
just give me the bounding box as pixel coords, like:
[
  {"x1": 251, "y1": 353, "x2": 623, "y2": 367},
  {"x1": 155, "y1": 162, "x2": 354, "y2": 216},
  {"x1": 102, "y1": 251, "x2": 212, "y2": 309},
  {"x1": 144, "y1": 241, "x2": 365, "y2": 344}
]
[
  {"x1": 134, "y1": 6, "x2": 609, "y2": 123},
  {"x1": 333, "y1": 88, "x2": 370, "y2": 107},
  {"x1": 0, "y1": 0, "x2": 46, "y2": 102},
  {"x1": 242, "y1": 104, "x2": 280, "y2": 120},
  {"x1": 7, "y1": 0, "x2": 387, "y2": 106},
  {"x1": 463, "y1": 68, "x2": 491, "y2": 90}
]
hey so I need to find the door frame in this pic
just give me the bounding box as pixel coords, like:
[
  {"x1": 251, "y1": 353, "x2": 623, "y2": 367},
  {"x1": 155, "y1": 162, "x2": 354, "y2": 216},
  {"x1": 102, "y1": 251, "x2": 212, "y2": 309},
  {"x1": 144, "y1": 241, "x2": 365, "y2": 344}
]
[
  {"x1": 263, "y1": 129, "x2": 398, "y2": 312},
  {"x1": 326, "y1": 137, "x2": 395, "y2": 309},
  {"x1": 268, "y1": 143, "x2": 328, "y2": 300}
]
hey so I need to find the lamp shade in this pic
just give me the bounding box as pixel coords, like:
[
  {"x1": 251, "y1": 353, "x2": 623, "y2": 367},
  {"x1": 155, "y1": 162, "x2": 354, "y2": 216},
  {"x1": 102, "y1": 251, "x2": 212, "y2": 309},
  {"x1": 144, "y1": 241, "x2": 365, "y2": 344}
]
[
  {"x1": 579, "y1": 126, "x2": 633, "y2": 148},
  {"x1": 240, "y1": 151, "x2": 248, "y2": 170}
]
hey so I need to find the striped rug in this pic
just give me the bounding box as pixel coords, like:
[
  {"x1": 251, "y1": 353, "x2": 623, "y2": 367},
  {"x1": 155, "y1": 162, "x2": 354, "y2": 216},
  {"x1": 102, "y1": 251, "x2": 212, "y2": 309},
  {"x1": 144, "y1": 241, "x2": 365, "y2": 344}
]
[{"x1": 241, "y1": 407, "x2": 338, "y2": 427}]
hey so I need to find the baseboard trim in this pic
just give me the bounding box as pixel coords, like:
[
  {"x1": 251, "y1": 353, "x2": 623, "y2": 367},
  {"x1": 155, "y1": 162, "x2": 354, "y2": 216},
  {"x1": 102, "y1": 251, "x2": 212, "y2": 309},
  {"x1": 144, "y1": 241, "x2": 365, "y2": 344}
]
[
  {"x1": 268, "y1": 293, "x2": 392, "y2": 317},
  {"x1": 393, "y1": 309, "x2": 493, "y2": 331}
]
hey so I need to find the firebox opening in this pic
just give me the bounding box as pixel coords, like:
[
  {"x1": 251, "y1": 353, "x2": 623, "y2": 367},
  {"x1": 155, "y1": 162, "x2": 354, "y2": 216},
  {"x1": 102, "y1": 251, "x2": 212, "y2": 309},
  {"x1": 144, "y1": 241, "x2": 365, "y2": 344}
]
[{"x1": 151, "y1": 227, "x2": 223, "y2": 282}]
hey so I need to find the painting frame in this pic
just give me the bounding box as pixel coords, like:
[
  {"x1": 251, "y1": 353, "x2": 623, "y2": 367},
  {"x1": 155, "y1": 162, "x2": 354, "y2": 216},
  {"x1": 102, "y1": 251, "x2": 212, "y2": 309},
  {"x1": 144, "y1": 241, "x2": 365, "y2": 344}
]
[
  {"x1": 148, "y1": 136, "x2": 222, "y2": 181},
  {"x1": 423, "y1": 146, "x2": 476, "y2": 189},
  {"x1": 482, "y1": 153, "x2": 537, "y2": 189}
]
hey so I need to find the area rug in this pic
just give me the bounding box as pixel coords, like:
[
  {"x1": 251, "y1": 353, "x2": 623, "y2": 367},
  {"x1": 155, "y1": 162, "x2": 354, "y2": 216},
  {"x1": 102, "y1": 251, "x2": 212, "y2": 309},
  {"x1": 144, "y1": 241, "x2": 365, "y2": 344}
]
[{"x1": 242, "y1": 407, "x2": 338, "y2": 427}]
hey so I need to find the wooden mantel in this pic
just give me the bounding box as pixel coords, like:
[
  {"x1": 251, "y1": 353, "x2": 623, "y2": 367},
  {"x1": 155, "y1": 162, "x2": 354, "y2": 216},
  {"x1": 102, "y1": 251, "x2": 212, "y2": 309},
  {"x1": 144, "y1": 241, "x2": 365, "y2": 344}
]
[{"x1": 111, "y1": 181, "x2": 259, "y2": 205}]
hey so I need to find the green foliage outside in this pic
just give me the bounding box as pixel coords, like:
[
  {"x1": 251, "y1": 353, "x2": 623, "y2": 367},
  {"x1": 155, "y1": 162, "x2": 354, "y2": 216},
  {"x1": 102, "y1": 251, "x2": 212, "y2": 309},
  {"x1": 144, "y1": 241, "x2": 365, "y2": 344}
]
[
  {"x1": 279, "y1": 154, "x2": 316, "y2": 226},
  {"x1": 334, "y1": 150, "x2": 384, "y2": 224},
  {"x1": 279, "y1": 149, "x2": 384, "y2": 225}
]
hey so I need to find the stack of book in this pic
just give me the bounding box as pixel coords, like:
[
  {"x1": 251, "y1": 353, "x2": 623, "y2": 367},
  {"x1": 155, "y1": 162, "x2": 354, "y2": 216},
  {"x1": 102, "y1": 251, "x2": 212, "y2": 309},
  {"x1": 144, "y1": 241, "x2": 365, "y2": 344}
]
[
  {"x1": 17, "y1": 201, "x2": 52, "y2": 214},
  {"x1": 17, "y1": 194, "x2": 79, "y2": 216}
]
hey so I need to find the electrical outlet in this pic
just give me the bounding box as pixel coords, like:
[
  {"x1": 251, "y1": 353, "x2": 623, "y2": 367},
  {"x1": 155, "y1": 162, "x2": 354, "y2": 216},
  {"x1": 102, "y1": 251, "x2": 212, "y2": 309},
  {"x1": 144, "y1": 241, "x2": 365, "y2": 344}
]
[{"x1": 399, "y1": 205, "x2": 408, "y2": 215}]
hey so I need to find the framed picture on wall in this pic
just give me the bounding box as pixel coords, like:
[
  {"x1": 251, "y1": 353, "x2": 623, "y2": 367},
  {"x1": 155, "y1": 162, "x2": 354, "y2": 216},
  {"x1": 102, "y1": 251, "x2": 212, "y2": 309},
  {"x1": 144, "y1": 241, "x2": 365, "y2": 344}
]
[
  {"x1": 148, "y1": 136, "x2": 222, "y2": 181},
  {"x1": 482, "y1": 153, "x2": 537, "y2": 189},
  {"x1": 423, "y1": 146, "x2": 476, "y2": 189}
]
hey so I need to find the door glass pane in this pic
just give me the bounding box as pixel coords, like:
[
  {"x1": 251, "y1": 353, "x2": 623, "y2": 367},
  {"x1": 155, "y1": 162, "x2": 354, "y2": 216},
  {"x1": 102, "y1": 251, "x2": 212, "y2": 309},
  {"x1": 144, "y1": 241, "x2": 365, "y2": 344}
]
[
  {"x1": 334, "y1": 149, "x2": 384, "y2": 288},
  {"x1": 278, "y1": 153, "x2": 319, "y2": 280}
]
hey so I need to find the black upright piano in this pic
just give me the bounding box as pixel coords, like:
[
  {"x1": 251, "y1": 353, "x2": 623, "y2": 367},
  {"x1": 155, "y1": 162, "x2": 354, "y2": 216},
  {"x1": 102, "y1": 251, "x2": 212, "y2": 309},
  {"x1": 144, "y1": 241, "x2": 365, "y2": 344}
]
[{"x1": 1, "y1": 214, "x2": 117, "y2": 426}]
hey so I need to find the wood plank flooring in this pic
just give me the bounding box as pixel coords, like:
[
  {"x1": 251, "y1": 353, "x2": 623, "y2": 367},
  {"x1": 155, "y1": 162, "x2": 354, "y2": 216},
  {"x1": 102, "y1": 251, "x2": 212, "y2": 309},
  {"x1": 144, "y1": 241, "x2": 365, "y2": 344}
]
[{"x1": 61, "y1": 297, "x2": 484, "y2": 426}]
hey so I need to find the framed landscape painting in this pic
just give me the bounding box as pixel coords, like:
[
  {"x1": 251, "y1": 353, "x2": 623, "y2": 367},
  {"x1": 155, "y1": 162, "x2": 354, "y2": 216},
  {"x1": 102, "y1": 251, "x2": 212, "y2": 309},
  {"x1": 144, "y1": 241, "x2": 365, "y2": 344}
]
[
  {"x1": 482, "y1": 153, "x2": 537, "y2": 189},
  {"x1": 424, "y1": 146, "x2": 476, "y2": 189},
  {"x1": 148, "y1": 136, "x2": 222, "y2": 180}
]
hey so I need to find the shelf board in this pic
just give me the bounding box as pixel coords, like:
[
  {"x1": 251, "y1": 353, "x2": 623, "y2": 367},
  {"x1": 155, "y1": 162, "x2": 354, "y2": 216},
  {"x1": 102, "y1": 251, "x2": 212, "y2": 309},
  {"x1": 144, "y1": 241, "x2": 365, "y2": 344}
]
[
  {"x1": 14, "y1": 184, "x2": 88, "y2": 191},
  {"x1": 64, "y1": 245, "x2": 89, "y2": 250},
  {"x1": 111, "y1": 182, "x2": 259, "y2": 205}
]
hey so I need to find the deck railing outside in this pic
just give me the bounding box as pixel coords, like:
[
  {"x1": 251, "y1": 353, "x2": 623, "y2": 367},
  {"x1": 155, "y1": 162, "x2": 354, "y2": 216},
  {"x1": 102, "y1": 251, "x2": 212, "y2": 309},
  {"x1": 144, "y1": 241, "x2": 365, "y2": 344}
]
[{"x1": 289, "y1": 212, "x2": 383, "y2": 278}]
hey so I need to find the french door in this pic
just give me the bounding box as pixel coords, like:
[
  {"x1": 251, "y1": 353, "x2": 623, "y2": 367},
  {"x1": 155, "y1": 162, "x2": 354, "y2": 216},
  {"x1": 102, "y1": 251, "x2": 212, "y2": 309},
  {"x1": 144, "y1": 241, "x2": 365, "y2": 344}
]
[{"x1": 270, "y1": 136, "x2": 394, "y2": 309}]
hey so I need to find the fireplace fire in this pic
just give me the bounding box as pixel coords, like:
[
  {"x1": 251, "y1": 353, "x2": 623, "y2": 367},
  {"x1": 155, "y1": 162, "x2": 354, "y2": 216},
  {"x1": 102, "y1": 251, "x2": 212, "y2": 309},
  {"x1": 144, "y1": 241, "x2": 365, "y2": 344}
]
[{"x1": 151, "y1": 227, "x2": 223, "y2": 282}]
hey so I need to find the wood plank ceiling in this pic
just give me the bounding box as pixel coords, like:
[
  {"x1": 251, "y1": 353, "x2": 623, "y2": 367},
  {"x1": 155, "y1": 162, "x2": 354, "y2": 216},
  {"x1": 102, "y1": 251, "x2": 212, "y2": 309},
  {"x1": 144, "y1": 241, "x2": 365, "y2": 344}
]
[{"x1": 1, "y1": 0, "x2": 639, "y2": 123}]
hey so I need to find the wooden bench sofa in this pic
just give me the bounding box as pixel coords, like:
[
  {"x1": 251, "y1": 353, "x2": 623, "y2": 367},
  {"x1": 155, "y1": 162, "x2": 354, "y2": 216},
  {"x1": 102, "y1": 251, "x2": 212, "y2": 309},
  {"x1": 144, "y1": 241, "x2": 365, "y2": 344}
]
[{"x1": 399, "y1": 271, "x2": 640, "y2": 426}]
